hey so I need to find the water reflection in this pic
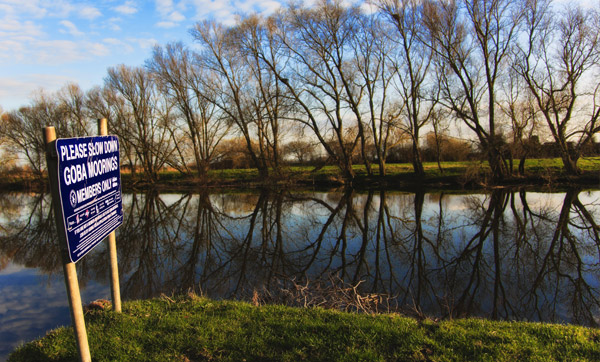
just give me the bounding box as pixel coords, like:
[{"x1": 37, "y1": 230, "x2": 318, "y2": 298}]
[{"x1": 1, "y1": 188, "x2": 599, "y2": 335}]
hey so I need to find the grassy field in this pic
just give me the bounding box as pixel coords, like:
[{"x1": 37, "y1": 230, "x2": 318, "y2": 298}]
[
  {"x1": 2, "y1": 157, "x2": 599, "y2": 191},
  {"x1": 129, "y1": 157, "x2": 600, "y2": 189},
  {"x1": 9, "y1": 295, "x2": 600, "y2": 362}
]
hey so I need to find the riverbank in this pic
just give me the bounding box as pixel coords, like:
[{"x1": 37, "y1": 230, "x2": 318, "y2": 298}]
[
  {"x1": 8, "y1": 295, "x2": 600, "y2": 361},
  {"x1": 3, "y1": 158, "x2": 600, "y2": 192}
]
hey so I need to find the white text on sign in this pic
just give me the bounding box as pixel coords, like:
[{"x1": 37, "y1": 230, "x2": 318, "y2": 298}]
[
  {"x1": 60, "y1": 140, "x2": 119, "y2": 186},
  {"x1": 59, "y1": 140, "x2": 119, "y2": 162}
]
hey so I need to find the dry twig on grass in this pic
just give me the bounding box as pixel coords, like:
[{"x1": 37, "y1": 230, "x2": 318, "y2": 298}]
[{"x1": 250, "y1": 274, "x2": 398, "y2": 315}]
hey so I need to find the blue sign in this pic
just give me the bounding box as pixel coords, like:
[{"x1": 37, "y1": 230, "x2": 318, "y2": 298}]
[{"x1": 55, "y1": 136, "x2": 123, "y2": 263}]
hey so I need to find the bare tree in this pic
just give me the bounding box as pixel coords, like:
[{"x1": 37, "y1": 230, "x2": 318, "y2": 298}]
[
  {"x1": 514, "y1": 0, "x2": 600, "y2": 175},
  {"x1": 1, "y1": 110, "x2": 46, "y2": 178},
  {"x1": 497, "y1": 67, "x2": 540, "y2": 175},
  {"x1": 86, "y1": 85, "x2": 139, "y2": 174},
  {"x1": 148, "y1": 43, "x2": 230, "y2": 177},
  {"x1": 376, "y1": 0, "x2": 439, "y2": 176},
  {"x1": 283, "y1": 139, "x2": 320, "y2": 164},
  {"x1": 105, "y1": 65, "x2": 177, "y2": 182},
  {"x1": 348, "y1": 6, "x2": 402, "y2": 176},
  {"x1": 424, "y1": 0, "x2": 525, "y2": 181},
  {"x1": 192, "y1": 19, "x2": 278, "y2": 179},
  {"x1": 232, "y1": 15, "x2": 299, "y2": 174},
  {"x1": 57, "y1": 83, "x2": 93, "y2": 137},
  {"x1": 428, "y1": 107, "x2": 451, "y2": 173},
  {"x1": 0, "y1": 107, "x2": 19, "y2": 174},
  {"x1": 261, "y1": 0, "x2": 369, "y2": 181},
  {"x1": 0, "y1": 91, "x2": 76, "y2": 178}
]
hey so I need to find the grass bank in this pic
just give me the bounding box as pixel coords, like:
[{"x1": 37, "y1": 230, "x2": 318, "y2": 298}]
[
  {"x1": 122, "y1": 157, "x2": 600, "y2": 190},
  {"x1": 2, "y1": 157, "x2": 599, "y2": 192},
  {"x1": 9, "y1": 295, "x2": 600, "y2": 362}
]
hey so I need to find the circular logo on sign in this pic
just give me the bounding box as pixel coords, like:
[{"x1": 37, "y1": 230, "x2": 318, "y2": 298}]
[{"x1": 70, "y1": 190, "x2": 77, "y2": 208}]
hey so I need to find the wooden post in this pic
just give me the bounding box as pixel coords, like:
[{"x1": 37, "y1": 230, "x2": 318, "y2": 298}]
[
  {"x1": 98, "y1": 118, "x2": 122, "y2": 313},
  {"x1": 44, "y1": 126, "x2": 92, "y2": 362}
]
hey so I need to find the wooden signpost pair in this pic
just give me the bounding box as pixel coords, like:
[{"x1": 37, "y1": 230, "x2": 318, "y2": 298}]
[{"x1": 44, "y1": 119, "x2": 122, "y2": 362}]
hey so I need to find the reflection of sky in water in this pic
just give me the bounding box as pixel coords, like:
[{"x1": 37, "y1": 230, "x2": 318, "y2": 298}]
[
  {"x1": 0, "y1": 261, "x2": 109, "y2": 361},
  {"x1": 0, "y1": 264, "x2": 70, "y2": 361}
]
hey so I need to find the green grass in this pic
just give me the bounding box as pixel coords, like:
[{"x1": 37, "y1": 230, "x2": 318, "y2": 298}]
[
  {"x1": 217, "y1": 157, "x2": 598, "y2": 182},
  {"x1": 9, "y1": 295, "x2": 600, "y2": 362},
  {"x1": 6, "y1": 157, "x2": 600, "y2": 191}
]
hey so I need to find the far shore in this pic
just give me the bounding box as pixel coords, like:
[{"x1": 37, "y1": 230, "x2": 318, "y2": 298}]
[{"x1": 1, "y1": 158, "x2": 599, "y2": 193}]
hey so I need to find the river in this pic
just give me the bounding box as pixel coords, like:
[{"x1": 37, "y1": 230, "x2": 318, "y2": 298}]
[{"x1": 1, "y1": 188, "x2": 599, "y2": 360}]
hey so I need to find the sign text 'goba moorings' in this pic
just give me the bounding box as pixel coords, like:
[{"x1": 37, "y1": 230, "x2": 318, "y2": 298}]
[{"x1": 55, "y1": 136, "x2": 123, "y2": 263}]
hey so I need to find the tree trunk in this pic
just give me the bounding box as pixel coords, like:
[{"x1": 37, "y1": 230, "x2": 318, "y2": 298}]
[
  {"x1": 198, "y1": 160, "x2": 210, "y2": 180},
  {"x1": 411, "y1": 139, "x2": 425, "y2": 176},
  {"x1": 561, "y1": 153, "x2": 581, "y2": 175},
  {"x1": 434, "y1": 132, "x2": 443, "y2": 174},
  {"x1": 378, "y1": 158, "x2": 387, "y2": 177},
  {"x1": 341, "y1": 157, "x2": 355, "y2": 184},
  {"x1": 518, "y1": 156, "x2": 526, "y2": 176},
  {"x1": 487, "y1": 146, "x2": 508, "y2": 182},
  {"x1": 258, "y1": 164, "x2": 269, "y2": 180}
]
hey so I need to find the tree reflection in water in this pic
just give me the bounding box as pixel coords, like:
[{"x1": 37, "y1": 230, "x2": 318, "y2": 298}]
[
  {"x1": 0, "y1": 193, "x2": 61, "y2": 274},
  {"x1": 1, "y1": 188, "x2": 599, "y2": 326}
]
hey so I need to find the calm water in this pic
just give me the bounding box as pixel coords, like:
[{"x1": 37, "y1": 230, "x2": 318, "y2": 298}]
[{"x1": 1, "y1": 188, "x2": 600, "y2": 359}]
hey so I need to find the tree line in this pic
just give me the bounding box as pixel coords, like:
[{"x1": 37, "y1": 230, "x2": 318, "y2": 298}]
[{"x1": 1, "y1": 0, "x2": 599, "y2": 183}]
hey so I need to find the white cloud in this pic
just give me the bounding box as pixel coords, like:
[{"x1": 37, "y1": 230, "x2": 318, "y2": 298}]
[
  {"x1": 153, "y1": 0, "x2": 188, "y2": 28},
  {"x1": 187, "y1": 0, "x2": 282, "y2": 25},
  {"x1": 188, "y1": 0, "x2": 232, "y2": 23},
  {"x1": 0, "y1": 74, "x2": 75, "y2": 110},
  {"x1": 155, "y1": 0, "x2": 175, "y2": 16},
  {"x1": 234, "y1": 0, "x2": 258, "y2": 13},
  {"x1": 156, "y1": 21, "x2": 178, "y2": 28},
  {"x1": 114, "y1": 1, "x2": 138, "y2": 15},
  {"x1": 103, "y1": 37, "x2": 134, "y2": 52},
  {"x1": 0, "y1": 4, "x2": 16, "y2": 17},
  {"x1": 0, "y1": 1, "x2": 48, "y2": 19},
  {"x1": 0, "y1": 39, "x2": 25, "y2": 62},
  {"x1": 257, "y1": 0, "x2": 282, "y2": 13},
  {"x1": 0, "y1": 37, "x2": 110, "y2": 67},
  {"x1": 555, "y1": 0, "x2": 596, "y2": 9},
  {"x1": 0, "y1": 17, "x2": 44, "y2": 63},
  {"x1": 79, "y1": 6, "x2": 102, "y2": 20},
  {"x1": 0, "y1": 18, "x2": 44, "y2": 41},
  {"x1": 190, "y1": 0, "x2": 228, "y2": 14},
  {"x1": 35, "y1": 40, "x2": 82, "y2": 63},
  {"x1": 186, "y1": 0, "x2": 282, "y2": 23},
  {"x1": 0, "y1": 1, "x2": 101, "y2": 20},
  {"x1": 86, "y1": 42, "x2": 110, "y2": 56},
  {"x1": 129, "y1": 37, "x2": 159, "y2": 49},
  {"x1": 59, "y1": 20, "x2": 84, "y2": 36},
  {"x1": 168, "y1": 10, "x2": 185, "y2": 22},
  {"x1": 106, "y1": 17, "x2": 123, "y2": 31}
]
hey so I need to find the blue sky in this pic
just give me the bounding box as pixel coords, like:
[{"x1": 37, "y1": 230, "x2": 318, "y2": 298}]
[
  {"x1": 0, "y1": 0, "x2": 282, "y2": 111},
  {"x1": 0, "y1": 0, "x2": 593, "y2": 112}
]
